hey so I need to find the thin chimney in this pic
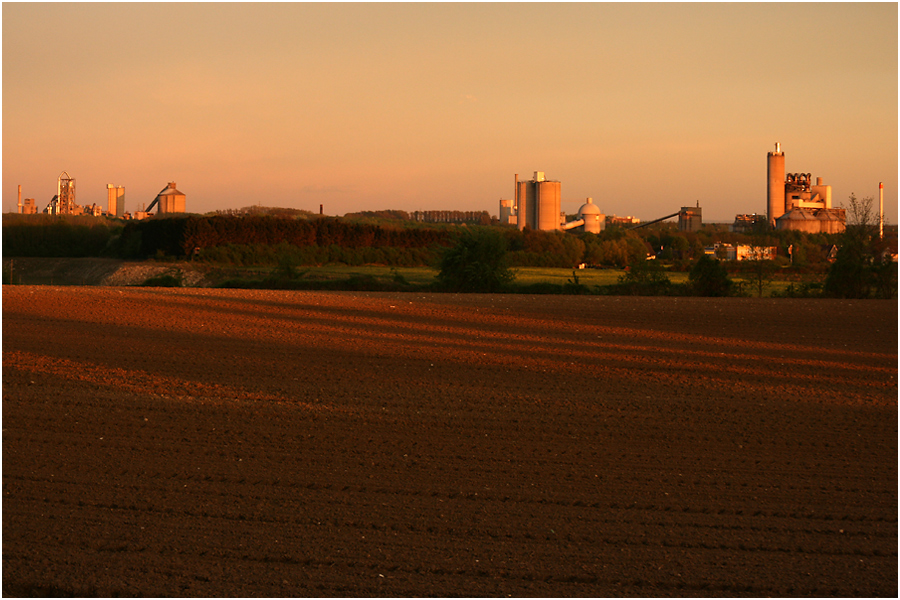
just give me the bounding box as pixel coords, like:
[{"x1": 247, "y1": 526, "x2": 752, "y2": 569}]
[{"x1": 514, "y1": 173, "x2": 518, "y2": 211}]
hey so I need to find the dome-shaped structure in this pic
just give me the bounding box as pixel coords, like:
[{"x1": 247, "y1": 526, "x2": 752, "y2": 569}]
[
  {"x1": 577, "y1": 197, "x2": 601, "y2": 217},
  {"x1": 577, "y1": 198, "x2": 604, "y2": 234}
]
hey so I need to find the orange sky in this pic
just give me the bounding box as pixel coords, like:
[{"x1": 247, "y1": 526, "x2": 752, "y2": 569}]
[{"x1": 3, "y1": 3, "x2": 897, "y2": 222}]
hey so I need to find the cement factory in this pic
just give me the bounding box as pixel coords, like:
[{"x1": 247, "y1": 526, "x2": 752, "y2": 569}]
[
  {"x1": 16, "y1": 172, "x2": 186, "y2": 220},
  {"x1": 764, "y1": 142, "x2": 845, "y2": 233},
  {"x1": 499, "y1": 171, "x2": 702, "y2": 234},
  {"x1": 13, "y1": 144, "x2": 886, "y2": 239},
  {"x1": 497, "y1": 143, "x2": 886, "y2": 237}
]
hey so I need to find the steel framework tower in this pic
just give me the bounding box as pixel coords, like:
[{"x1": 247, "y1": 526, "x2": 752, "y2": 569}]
[{"x1": 56, "y1": 171, "x2": 77, "y2": 214}]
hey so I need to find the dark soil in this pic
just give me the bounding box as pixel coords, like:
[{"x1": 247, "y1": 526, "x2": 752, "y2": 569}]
[{"x1": 3, "y1": 288, "x2": 897, "y2": 597}]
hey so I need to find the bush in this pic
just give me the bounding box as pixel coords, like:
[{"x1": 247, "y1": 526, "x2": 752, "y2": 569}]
[
  {"x1": 436, "y1": 228, "x2": 516, "y2": 292},
  {"x1": 139, "y1": 273, "x2": 183, "y2": 287},
  {"x1": 689, "y1": 255, "x2": 732, "y2": 296},
  {"x1": 772, "y1": 282, "x2": 824, "y2": 298},
  {"x1": 824, "y1": 232, "x2": 897, "y2": 299},
  {"x1": 824, "y1": 193, "x2": 898, "y2": 299},
  {"x1": 612, "y1": 258, "x2": 673, "y2": 295}
]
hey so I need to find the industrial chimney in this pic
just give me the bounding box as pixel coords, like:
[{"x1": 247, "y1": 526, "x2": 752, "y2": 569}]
[{"x1": 767, "y1": 142, "x2": 786, "y2": 226}]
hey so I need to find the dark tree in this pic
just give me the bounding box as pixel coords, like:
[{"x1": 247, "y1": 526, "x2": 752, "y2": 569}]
[
  {"x1": 825, "y1": 194, "x2": 897, "y2": 299},
  {"x1": 689, "y1": 254, "x2": 732, "y2": 297},
  {"x1": 437, "y1": 228, "x2": 515, "y2": 292}
]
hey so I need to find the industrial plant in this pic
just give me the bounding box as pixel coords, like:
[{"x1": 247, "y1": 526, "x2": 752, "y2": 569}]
[
  {"x1": 16, "y1": 172, "x2": 186, "y2": 220},
  {"x1": 766, "y1": 143, "x2": 845, "y2": 233},
  {"x1": 499, "y1": 171, "x2": 701, "y2": 234},
  {"x1": 497, "y1": 143, "x2": 887, "y2": 240},
  {"x1": 12, "y1": 143, "x2": 887, "y2": 243}
]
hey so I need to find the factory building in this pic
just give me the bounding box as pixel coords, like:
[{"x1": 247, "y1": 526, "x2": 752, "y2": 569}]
[
  {"x1": 766, "y1": 143, "x2": 844, "y2": 233},
  {"x1": 20, "y1": 198, "x2": 37, "y2": 214},
  {"x1": 678, "y1": 205, "x2": 702, "y2": 232},
  {"x1": 499, "y1": 198, "x2": 515, "y2": 225},
  {"x1": 413, "y1": 210, "x2": 490, "y2": 224},
  {"x1": 732, "y1": 213, "x2": 766, "y2": 233},
  {"x1": 107, "y1": 185, "x2": 125, "y2": 217},
  {"x1": 16, "y1": 185, "x2": 37, "y2": 215},
  {"x1": 147, "y1": 182, "x2": 186, "y2": 214},
  {"x1": 607, "y1": 215, "x2": 641, "y2": 227},
  {"x1": 704, "y1": 244, "x2": 777, "y2": 261}
]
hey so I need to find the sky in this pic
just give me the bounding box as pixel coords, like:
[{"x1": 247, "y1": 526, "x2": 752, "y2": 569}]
[{"x1": 3, "y1": 2, "x2": 897, "y2": 223}]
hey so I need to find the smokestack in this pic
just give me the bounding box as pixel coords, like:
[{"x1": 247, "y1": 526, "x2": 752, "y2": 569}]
[
  {"x1": 879, "y1": 182, "x2": 884, "y2": 239},
  {"x1": 17, "y1": 185, "x2": 22, "y2": 214},
  {"x1": 514, "y1": 173, "x2": 518, "y2": 211},
  {"x1": 320, "y1": 204, "x2": 323, "y2": 215},
  {"x1": 767, "y1": 143, "x2": 786, "y2": 226}
]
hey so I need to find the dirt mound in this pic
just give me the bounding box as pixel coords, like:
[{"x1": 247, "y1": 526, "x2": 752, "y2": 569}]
[
  {"x1": 3, "y1": 289, "x2": 896, "y2": 597},
  {"x1": 3, "y1": 257, "x2": 210, "y2": 287}
]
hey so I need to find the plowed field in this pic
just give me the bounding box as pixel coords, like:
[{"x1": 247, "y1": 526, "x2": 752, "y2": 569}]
[{"x1": 3, "y1": 287, "x2": 897, "y2": 597}]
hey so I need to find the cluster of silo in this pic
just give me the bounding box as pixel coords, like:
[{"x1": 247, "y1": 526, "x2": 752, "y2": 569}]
[
  {"x1": 500, "y1": 171, "x2": 606, "y2": 233},
  {"x1": 107, "y1": 184, "x2": 125, "y2": 216},
  {"x1": 516, "y1": 171, "x2": 562, "y2": 231}
]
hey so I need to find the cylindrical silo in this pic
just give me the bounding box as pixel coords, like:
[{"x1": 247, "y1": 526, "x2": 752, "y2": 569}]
[
  {"x1": 536, "y1": 180, "x2": 561, "y2": 231},
  {"x1": 767, "y1": 143, "x2": 785, "y2": 226},
  {"x1": 516, "y1": 180, "x2": 531, "y2": 230}
]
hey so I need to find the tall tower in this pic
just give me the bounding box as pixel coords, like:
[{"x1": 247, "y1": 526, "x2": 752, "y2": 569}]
[
  {"x1": 57, "y1": 171, "x2": 77, "y2": 214},
  {"x1": 767, "y1": 143, "x2": 785, "y2": 226}
]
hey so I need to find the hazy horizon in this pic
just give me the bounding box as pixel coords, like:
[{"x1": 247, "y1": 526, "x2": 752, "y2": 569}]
[{"x1": 4, "y1": 3, "x2": 897, "y2": 223}]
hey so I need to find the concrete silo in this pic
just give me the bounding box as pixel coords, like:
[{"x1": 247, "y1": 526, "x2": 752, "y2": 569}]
[
  {"x1": 107, "y1": 184, "x2": 125, "y2": 217},
  {"x1": 517, "y1": 171, "x2": 561, "y2": 231}
]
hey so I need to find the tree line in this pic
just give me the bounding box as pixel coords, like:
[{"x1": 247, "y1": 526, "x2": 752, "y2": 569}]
[
  {"x1": 3, "y1": 202, "x2": 895, "y2": 299},
  {"x1": 2, "y1": 214, "x2": 123, "y2": 258}
]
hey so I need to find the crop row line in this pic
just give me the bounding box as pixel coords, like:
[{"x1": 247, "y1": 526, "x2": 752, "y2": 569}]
[{"x1": 7, "y1": 473, "x2": 896, "y2": 526}]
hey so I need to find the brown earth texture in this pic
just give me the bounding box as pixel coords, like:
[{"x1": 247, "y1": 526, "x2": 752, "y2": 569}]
[{"x1": 2, "y1": 287, "x2": 897, "y2": 597}]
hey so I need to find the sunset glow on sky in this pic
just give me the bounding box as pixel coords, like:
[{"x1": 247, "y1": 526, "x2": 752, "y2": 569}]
[{"x1": 3, "y1": 3, "x2": 897, "y2": 222}]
